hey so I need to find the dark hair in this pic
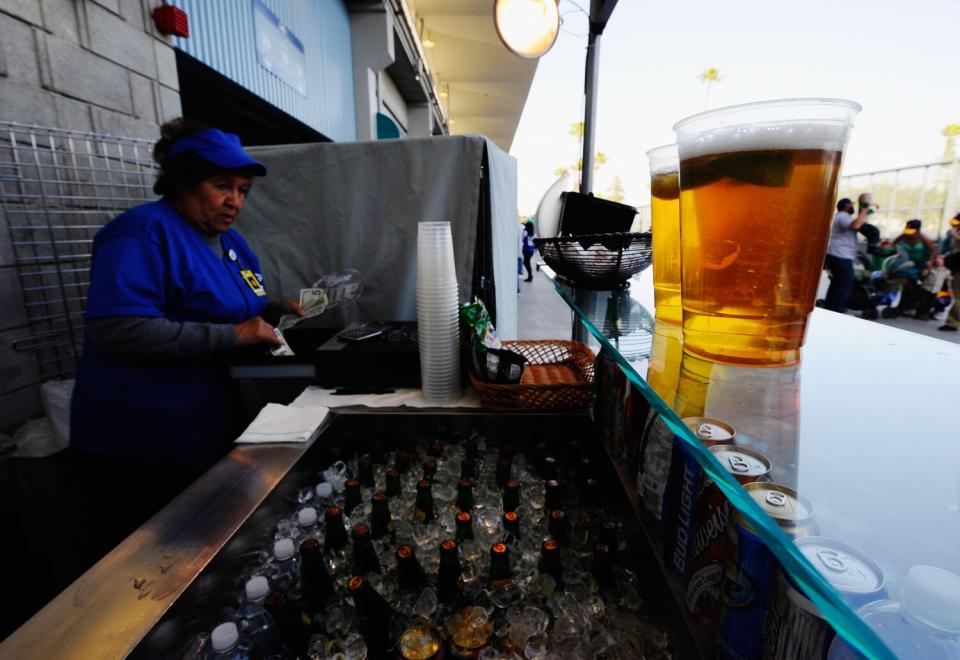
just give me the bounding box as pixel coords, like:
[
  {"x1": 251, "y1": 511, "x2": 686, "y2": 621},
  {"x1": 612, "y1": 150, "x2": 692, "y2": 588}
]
[
  {"x1": 152, "y1": 118, "x2": 259, "y2": 197},
  {"x1": 524, "y1": 220, "x2": 535, "y2": 235}
]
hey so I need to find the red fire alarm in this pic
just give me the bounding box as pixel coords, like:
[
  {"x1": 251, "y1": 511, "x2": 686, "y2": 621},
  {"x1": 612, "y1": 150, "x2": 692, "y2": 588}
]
[{"x1": 152, "y1": 1, "x2": 189, "y2": 38}]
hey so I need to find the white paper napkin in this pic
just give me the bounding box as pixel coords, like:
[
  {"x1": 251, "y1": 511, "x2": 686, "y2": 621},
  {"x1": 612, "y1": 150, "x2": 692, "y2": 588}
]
[
  {"x1": 290, "y1": 387, "x2": 480, "y2": 410},
  {"x1": 235, "y1": 403, "x2": 330, "y2": 444}
]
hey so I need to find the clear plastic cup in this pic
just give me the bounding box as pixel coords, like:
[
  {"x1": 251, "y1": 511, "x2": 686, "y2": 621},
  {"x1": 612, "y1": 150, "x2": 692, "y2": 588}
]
[{"x1": 673, "y1": 98, "x2": 860, "y2": 366}]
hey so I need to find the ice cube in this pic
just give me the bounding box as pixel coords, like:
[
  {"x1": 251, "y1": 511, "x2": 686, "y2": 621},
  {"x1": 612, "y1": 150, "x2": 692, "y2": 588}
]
[
  {"x1": 523, "y1": 631, "x2": 550, "y2": 660},
  {"x1": 413, "y1": 587, "x2": 438, "y2": 617}
]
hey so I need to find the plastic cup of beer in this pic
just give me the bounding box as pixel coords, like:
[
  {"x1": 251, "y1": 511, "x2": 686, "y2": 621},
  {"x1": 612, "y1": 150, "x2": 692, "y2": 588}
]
[
  {"x1": 673, "y1": 98, "x2": 860, "y2": 366},
  {"x1": 647, "y1": 144, "x2": 682, "y2": 325}
]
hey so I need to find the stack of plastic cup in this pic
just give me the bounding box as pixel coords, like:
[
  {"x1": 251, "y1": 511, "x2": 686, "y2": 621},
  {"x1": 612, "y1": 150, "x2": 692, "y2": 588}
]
[{"x1": 417, "y1": 222, "x2": 461, "y2": 404}]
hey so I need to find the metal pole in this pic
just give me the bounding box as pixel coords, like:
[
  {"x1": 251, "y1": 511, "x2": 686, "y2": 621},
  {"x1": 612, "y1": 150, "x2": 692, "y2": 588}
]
[{"x1": 580, "y1": 18, "x2": 601, "y2": 194}]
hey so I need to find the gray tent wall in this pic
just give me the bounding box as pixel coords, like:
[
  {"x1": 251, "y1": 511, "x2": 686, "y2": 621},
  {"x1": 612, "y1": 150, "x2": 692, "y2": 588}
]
[{"x1": 243, "y1": 136, "x2": 518, "y2": 339}]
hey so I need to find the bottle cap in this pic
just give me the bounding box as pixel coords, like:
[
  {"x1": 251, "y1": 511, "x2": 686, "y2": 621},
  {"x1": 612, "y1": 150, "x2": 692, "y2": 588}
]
[
  {"x1": 902, "y1": 565, "x2": 960, "y2": 633},
  {"x1": 245, "y1": 575, "x2": 269, "y2": 601},
  {"x1": 315, "y1": 482, "x2": 333, "y2": 498},
  {"x1": 273, "y1": 538, "x2": 295, "y2": 561},
  {"x1": 211, "y1": 621, "x2": 239, "y2": 652},
  {"x1": 298, "y1": 507, "x2": 318, "y2": 527}
]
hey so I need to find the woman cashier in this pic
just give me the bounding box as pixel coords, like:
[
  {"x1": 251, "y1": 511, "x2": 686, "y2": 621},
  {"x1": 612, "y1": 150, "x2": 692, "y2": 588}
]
[{"x1": 69, "y1": 119, "x2": 300, "y2": 554}]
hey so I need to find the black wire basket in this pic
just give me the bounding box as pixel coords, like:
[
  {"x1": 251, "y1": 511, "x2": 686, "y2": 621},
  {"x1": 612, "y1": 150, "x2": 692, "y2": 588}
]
[{"x1": 534, "y1": 232, "x2": 653, "y2": 289}]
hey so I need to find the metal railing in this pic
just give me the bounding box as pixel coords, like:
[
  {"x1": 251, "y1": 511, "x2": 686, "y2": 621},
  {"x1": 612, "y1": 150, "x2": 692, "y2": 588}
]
[
  {"x1": 0, "y1": 122, "x2": 157, "y2": 399},
  {"x1": 837, "y1": 159, "x2": 960, "y2": 241},
  {"x1": 633, "y1": 158, "x2": 960, "y2": 240}
]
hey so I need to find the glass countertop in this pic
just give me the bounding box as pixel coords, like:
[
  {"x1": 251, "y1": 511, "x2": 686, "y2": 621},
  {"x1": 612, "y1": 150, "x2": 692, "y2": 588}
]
[{"x1": 544, "y1": 266, "x2": 960, "y2": 659}]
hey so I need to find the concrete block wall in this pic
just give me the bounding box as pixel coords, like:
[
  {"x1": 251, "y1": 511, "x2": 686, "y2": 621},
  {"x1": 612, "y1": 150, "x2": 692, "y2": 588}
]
[
  {"x1": 0, "y1": 0, "x2": 182, "y2": 139},
  {"x1": 0, "y1": 0, "x2": 182, "y2": 429}
]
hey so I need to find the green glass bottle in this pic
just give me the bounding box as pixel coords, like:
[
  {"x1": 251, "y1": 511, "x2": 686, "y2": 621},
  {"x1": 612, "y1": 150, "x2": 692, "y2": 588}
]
[
  {"x1": 460, "y1": 458, "x2": 477, "y2": 480},
  {"x1": 351, "y1": 523, "x2": 382, "y2": 575},
  {"x1": 455, "y1": 511, "x2": 474, "y2": 542},
  {"x1": 455, "y1": 479, "x2": 474, "y2": 513},
  {"x1": 437, "y1": 539, "x2": 463, "y2": 605},
  {"x1": 370, "y1": 491, "x2": 394, "y2": 539},
  {"x1": 488, "y1": 542, "x2": 513, "y2": 589},
  {"x1": 414, "y1": 479, "x2": 435, "y2": 523},
  {"x1": 324, "y1": 506, "x2": 349, "y2": 552}
]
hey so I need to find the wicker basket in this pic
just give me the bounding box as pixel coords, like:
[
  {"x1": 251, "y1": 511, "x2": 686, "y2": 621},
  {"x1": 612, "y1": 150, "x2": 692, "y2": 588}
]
[{"x1": 469, "y1": 340, "x2": 595, "y2": 411}]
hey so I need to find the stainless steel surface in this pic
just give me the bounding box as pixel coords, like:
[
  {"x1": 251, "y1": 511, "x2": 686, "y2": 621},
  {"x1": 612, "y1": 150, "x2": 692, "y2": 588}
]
[{"x1": 0, "y1": 440, "x2": 312, "y2": 659}]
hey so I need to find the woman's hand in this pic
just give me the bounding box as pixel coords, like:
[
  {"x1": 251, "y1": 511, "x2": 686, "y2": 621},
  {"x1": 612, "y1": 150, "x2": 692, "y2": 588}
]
[
  {"x1": 233, "y1": 317, "x2": 281, "y2": 346},
  {"x1": 276, "y1": 300, "x2": 306, "y2": 317}
]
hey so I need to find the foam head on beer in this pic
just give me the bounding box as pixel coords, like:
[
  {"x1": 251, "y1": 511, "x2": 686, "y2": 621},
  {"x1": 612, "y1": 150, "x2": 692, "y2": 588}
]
[{"x1": 673, "y1": 98, "x2": 861, "y2": 366}]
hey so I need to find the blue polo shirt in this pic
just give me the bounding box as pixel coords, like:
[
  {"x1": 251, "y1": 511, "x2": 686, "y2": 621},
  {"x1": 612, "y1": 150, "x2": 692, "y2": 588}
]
[{"x1": 71, "y1": 199, "x2": 268, "y2": 470}]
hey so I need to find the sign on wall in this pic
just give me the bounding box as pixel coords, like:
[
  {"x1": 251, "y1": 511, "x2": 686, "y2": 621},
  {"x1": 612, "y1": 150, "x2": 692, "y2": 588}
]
[{"x1": 253, "y1": 0, "x2": 307, "y2": 96}]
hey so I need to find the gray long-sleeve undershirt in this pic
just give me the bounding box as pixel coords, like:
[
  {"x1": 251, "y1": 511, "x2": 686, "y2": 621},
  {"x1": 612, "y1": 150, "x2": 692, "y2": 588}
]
[
  {"x1": 85, "y1": 231, "x2": 237, "y2": 359},
  {"x1": 86, "y1": 317, "x2": 236, "y2": 359}
]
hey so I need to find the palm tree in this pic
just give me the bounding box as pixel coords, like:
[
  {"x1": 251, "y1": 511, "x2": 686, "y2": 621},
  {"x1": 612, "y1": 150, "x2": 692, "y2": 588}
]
[{"x1": 700, "y1": 67, "x2": 722, "y2": 110}]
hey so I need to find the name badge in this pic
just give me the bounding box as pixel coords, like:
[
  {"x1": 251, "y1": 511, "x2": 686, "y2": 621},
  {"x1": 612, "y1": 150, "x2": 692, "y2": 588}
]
[{"x1": 240, "y1": 269, "x2": 267, "y2": 297}]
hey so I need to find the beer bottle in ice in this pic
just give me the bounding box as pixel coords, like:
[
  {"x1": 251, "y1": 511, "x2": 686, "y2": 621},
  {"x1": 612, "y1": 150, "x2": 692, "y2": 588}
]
[
  {"x1": 414, "y1": 479, "x2": 435, "y2": 523},
  {"x1": 488, "y1": 543, "x2": 513, "y2": 589},
  {"x1": 455, "y1": 511, "x2": 475, "y2": 543},
  {"x1": 539, "y1": 539, "x2": 564, "y2": 588},
  {"x1": 357, "y1": 454, "x2": 375, "y2": 488},
  {"x1": 395, "y1": 544, "x2": 427, "y2": 593},
  {"x1": 351, "y1": 523, "x2": 382, "y2": 575},
  {"x1": 348, "y1": 575, "x2": 396, "y2": 657},
  {"x1": 299, "y1": 538, "x2": 333, "y2": 609},
  {"x1": 324, "y1": 506, "x2": 349, "y2": 552},
  {"x1": 455, "y1": 479, "x2": 474, "y2": 512},
  {"x1": 502, "y1": 480, "x2": 520, "y2": 512},
  {"x1": 344, "y1": 478, "x2": 362, "y2": 515},
  {"x1": 437, "y1": 539, "x2": 463, "y2": 605},
  {"x1": 370, "y1": 492, "x2": 394, "y2": 539},
  {"x1": 386, "y1": 468, "x2": 402, "y2": 498},
  {"x1": 502, "y1": 511, "x2": 521, "y2": 542}
]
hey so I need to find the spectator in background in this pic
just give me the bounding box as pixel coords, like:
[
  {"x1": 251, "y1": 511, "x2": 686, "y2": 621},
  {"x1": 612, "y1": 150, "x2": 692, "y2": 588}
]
[
  {"x1": 939, "y1": 212, "x2": 960, "y2": 332},
  {"x1": 892, "y1": 219, "x2": 937, "y2": 279},
  {"x1": 521, "y1": 220, "x2": 536, "y2": 282},
  {"x1": 823, "y1": 197, "x2": 870, "y2": 313}
]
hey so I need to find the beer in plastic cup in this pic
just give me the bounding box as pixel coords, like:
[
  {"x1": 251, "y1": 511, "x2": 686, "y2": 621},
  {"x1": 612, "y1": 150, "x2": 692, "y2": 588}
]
[
  {"x1": 647, "y1": 144, "x2": 682, "y2": 325},
  {"x1": 673, "y1": 98, "x2": 860, "y2": 366}
]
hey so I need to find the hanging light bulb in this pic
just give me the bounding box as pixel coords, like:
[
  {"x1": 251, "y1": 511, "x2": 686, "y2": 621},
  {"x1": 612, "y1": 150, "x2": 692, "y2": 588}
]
[{"x1": 493, "y1": 0, "x2": 560, "y2": 59}]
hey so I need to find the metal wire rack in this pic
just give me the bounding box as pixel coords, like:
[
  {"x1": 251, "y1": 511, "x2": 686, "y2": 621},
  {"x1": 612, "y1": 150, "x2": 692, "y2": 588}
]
[{"x1": 0, "y1": 121, "x2": 158, "y2": 399}]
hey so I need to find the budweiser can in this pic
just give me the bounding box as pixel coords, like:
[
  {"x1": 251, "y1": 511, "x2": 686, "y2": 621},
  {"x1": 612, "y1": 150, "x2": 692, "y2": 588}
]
[
  {"x1": 744, "y1": 482, "x2": 818, "y2": 538},
  {"x1": 663, "y1": 418, "x2": 741, "y2": 580},
  {"x1": 764, "y1": 537, "x2": 886, "y2": 660},
  {"x1": 684, "y1": 445, "x2": 772, "y2": 626}
]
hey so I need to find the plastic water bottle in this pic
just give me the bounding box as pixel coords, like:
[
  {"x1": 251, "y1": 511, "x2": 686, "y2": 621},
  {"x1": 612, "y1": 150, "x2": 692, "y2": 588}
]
[
  {"x1": 268, "y1": 538, "x2": 299, "y2": 592},
  {"x1": 207, "y1": 622, "x2": 253, "y2": 660},
  {"x1": 827, "y1": 565, "x2": 960, "y2": 659},
  {"x1": 236, "y1": 576, "x2": 283, "y2": 658},
  {"x1": 296, "y1": 507, "x2": 320, "y2": 541}
]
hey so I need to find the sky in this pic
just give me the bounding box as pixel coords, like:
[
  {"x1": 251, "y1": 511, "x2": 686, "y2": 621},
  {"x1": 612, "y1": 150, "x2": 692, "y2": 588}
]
[{"x1": 509, "y1": 0, "x2": 960, "y2": 216}]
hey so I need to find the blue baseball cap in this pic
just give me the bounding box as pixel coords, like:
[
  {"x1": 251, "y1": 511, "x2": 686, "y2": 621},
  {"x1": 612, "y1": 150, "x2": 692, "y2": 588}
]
[{"x1": 167, "y1": 128, "x2": 267, "y2": 176}]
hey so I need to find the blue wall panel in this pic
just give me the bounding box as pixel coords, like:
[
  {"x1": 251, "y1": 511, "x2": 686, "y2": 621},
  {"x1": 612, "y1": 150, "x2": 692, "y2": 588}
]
[{"x1": 171, "y1": 0, "x2": 357, "y2": 141}]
